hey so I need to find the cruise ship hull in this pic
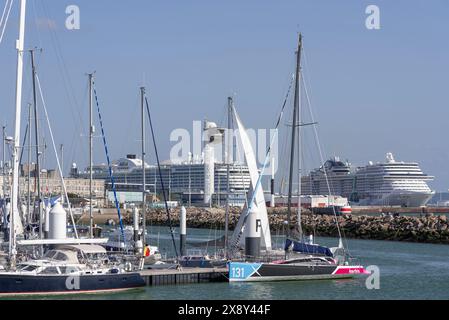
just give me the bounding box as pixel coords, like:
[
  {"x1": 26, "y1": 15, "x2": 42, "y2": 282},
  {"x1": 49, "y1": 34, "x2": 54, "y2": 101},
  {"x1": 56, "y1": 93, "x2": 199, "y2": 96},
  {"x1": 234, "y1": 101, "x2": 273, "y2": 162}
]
[{"x1": 358, "y1": 190, "x2": 434, "y2": 207}]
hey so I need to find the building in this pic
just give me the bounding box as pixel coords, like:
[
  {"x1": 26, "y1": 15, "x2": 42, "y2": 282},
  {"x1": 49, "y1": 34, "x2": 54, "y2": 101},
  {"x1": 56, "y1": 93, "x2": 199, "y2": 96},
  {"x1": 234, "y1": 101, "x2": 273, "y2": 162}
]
[
  {"x1": 76, "y1": 154, "x2": 251, "y2": 206},
  {"x1": 0, "y1": 174, "x2": 105, "y2": 203}
]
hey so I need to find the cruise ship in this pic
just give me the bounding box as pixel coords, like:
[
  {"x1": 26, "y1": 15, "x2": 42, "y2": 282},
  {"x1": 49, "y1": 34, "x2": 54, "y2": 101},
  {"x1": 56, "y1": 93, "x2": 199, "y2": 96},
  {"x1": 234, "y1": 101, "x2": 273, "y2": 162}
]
[
  {"x1": 301, "y1": 153, "x2": 435, "y2": 207},
  {"x1": 73, "y1": 154, "x2": 251, "y2": 206}
]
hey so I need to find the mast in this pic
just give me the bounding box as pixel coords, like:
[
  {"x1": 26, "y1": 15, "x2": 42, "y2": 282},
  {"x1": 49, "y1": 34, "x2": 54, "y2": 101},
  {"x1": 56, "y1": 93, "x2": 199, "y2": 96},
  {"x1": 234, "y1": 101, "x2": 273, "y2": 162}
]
[
  {"x1": 10, "y1": 0, "x2": 27, "y2": 268},
  {"x1": 296, "y1": 78, "x2": 303, "y2": 239},
  {"x1": 225, "y1": 96, "x2": 233, "y2": 259},
  {"x1": 60, "y1": 144, "x2": 64, "y2": 203},
  {"x1": 26, "y1": 103, "x2": 31, "y2": 225},
  {"x1": 188, "y1": 162, "x2": 191, "y2": 207},
  {"x1": 140, "y1": 86, "x2": 146, "y2": 249},
  {"x1": 2, "y1": 126, "x2": 6, "y2": 199},
  {"x1": 287, "y1": 33, "x2": 302, "y2": 238},
  {"x1": 30, "y1": 49, "x2": 42, "y2": 243},
  {"x1": 88, "y1": 73, "x2": 94, "y2": 238}
]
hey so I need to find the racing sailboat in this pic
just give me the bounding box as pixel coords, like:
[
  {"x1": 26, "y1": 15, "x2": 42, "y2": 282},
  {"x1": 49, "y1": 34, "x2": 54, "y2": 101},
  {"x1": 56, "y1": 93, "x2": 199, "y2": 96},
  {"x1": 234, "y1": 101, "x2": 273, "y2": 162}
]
[{"x1": 228, "y1": 33, "x2": 368, "y2": 282}]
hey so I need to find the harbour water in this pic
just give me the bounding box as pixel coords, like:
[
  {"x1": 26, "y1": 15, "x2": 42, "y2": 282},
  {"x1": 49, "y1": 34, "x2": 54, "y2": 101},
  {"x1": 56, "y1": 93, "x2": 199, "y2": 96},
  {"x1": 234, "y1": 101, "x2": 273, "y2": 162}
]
[{"x1": 14, "y1": 225, "x2": 447, "y2": 300}]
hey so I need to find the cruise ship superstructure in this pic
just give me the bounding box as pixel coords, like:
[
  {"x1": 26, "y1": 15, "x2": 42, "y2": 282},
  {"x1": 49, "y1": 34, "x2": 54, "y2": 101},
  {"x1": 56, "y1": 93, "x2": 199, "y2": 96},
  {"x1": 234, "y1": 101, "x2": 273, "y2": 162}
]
[
  {"x1": 302, "y1": 153, "x2": 434, "y2": 207},
  {"x1": 73, "y1": 154, "x2": 251, "y2": 206}
]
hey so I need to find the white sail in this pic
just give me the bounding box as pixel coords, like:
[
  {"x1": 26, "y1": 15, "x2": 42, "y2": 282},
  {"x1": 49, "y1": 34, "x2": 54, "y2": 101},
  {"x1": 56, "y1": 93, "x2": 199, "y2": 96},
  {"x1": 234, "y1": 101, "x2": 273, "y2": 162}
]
[
  {"x1": 230, "y1": 108, "x2": 272, "y2": 250},
  {"x1": 14, "y1": 204, "x2": 24, "y2": 235}
]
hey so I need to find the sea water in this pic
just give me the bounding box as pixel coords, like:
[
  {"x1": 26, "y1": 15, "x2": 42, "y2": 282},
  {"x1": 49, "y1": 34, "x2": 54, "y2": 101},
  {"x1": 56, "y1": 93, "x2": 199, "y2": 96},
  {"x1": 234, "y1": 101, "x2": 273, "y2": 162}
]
[{"x1": 32, "y1": 225, "x2": 449, "y2": 300}]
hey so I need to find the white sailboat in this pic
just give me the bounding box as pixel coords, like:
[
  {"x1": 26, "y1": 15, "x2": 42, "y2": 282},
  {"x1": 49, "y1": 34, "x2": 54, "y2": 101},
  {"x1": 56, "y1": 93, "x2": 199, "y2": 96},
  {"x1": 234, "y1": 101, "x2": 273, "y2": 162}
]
[{"x1": 0, "y1": 0, "x2": 145, "y2": 296}]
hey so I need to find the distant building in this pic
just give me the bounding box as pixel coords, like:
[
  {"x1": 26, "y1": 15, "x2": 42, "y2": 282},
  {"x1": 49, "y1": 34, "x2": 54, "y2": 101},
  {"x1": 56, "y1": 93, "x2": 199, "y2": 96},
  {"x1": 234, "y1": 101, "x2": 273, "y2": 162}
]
[
  {"x1": 0, "y1": 175, "x2": 105, "y2": 203},
  {"x1": 76, "y1": 154, "x2": 251, "y2": 206},
  {"x1": 428, "y1": 192, "x2": 449, "y2": 207}
]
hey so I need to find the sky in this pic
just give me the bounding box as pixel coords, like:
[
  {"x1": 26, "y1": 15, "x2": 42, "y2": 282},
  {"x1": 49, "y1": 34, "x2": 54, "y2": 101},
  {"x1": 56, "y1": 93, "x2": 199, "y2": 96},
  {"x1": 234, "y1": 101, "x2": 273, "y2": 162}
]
[{"x1": 0, "y1": 0, "x2": 448, "y2": 191}]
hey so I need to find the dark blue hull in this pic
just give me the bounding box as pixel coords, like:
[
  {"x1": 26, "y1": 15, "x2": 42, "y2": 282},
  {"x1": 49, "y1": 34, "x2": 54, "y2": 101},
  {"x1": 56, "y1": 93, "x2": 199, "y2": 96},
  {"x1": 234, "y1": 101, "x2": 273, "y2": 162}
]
[{"x1": 0, "y1": 273, "x2": 145, "y2": 296}]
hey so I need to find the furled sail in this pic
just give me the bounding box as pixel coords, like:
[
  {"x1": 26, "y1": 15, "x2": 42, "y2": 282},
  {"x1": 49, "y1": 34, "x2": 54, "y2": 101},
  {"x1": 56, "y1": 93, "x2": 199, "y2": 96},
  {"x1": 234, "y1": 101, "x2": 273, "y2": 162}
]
[{"x1": 230, "y1": 108, "x2": 272, "y2": 251}]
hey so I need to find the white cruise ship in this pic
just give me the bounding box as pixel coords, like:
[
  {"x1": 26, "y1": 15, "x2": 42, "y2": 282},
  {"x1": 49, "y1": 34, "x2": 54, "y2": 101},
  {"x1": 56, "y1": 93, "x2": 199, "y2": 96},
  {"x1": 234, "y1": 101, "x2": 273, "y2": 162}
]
[{"x1": 302, "y1": 153, "x2": 435, "y2": 207}]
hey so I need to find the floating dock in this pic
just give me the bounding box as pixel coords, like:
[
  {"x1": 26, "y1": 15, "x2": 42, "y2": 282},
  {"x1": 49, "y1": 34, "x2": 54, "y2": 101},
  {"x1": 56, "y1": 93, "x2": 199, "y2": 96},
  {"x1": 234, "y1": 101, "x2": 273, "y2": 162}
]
[{"x1": 139, "y1": 267, "x2": 228, "y2": 286}]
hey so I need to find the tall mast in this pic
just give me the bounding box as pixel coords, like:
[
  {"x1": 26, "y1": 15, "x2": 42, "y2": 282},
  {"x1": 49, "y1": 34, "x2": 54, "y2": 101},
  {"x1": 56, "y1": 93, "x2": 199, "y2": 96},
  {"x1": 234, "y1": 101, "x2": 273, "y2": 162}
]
[
  {"x1": 296, "y1": 77, "x2": 303, "y2": 239},
  {"x1": 2, "y1": 126, "x2": 6, "y2": 198},
  {"x1": 26, "y1": 103, "x2": 31, "y2": 225},
  {"x1": 88, "y1": 73, "x2": 94, "y2": 238},
  {"x1": 287, "y1": 33, "x2": 302, "y2": 237},
  {"x1": 141, "y1": 86, "x2": 146, "y2": 249},
  {"x1": 2, "y1": 125, "x2": 6, "y2": 238},
  {"x1": 30, "y1": 49, "x2": 42, "y2": 243},
  {"x1": 225, "y1": 96, "x2": 233, "y2": 259},
  {"x1": 10, "y1": 0, "x2": 27, "y2": 268},
  {"x1": 60, "y1": 144, "x2": 64, "y2": 203}
]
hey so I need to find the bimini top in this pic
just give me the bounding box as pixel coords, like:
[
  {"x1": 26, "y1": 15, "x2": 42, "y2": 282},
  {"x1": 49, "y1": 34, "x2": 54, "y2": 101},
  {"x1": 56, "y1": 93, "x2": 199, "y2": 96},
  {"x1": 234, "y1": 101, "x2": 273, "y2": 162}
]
[{"x1": 58, "y1": 244, "x2": 107, "y2": 254}]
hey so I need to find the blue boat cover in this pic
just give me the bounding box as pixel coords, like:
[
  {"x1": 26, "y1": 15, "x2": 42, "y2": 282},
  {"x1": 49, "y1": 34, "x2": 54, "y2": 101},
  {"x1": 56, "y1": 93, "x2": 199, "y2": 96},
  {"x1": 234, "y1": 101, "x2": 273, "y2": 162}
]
[{"x1": 284, "y1": 239, "x2": 333, "y2": 257}]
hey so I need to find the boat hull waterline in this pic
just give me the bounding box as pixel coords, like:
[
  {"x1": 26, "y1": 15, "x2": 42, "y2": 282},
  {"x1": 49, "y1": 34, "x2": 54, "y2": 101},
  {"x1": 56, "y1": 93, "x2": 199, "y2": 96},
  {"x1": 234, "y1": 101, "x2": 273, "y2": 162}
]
[
  {"x1": 0, "y1": 273, "x2": 145, "y2": 296},
  {"x1": 228, "y1": 262, "x2": 369, "y2": 282}
]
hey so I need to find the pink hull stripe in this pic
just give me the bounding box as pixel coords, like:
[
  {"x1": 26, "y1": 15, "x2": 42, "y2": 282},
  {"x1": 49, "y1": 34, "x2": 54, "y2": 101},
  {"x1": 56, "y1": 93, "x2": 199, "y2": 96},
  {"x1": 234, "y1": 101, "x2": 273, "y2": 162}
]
[{"x1": 332, "y1": 266, "x2": 369, "y2": 275}]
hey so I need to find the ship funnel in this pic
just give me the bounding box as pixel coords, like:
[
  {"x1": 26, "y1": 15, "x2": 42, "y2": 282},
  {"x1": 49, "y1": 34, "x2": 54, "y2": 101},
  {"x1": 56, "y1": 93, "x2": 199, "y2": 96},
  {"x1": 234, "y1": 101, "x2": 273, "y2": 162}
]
[{"x1": 386, "y1": 152, "x2": 395, "y2": 163}]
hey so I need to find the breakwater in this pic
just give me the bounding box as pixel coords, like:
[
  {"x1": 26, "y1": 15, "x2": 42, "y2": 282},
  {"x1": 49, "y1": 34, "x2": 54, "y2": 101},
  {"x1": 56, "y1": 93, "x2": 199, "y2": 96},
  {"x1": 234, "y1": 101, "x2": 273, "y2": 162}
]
[{"x1": 116, "y1": 207, "x2": 449, "y2": 244}]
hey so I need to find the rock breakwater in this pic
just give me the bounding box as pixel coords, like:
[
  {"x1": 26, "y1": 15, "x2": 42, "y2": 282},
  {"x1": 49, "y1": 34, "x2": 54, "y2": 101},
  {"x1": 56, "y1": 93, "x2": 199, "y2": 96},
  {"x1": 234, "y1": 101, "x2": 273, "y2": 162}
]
[{"x1": 120, "y1": 207, "x2": 449, "y2": 244}]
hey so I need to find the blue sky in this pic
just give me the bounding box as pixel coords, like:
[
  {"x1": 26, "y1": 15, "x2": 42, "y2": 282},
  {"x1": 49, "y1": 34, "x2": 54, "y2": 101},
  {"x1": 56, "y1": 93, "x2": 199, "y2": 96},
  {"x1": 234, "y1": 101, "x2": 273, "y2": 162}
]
[{"x1": 0, "y1": 0, "x2": 448, "y2": 190}]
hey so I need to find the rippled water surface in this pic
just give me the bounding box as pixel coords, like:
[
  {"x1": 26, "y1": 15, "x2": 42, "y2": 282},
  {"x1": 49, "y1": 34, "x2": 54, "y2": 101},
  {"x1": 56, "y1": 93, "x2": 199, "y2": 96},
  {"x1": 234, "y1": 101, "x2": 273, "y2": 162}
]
[{"x1": 27, "y1": 225, "x2": 449, "y2": 300}]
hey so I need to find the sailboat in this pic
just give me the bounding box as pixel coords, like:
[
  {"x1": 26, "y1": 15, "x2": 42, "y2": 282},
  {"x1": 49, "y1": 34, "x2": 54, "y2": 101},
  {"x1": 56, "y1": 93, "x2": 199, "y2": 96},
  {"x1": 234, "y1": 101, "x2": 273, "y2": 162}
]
[
  {"x1": 0, "y1": 0, "x2": 145, "y2": 295},
  {"x1": 228, "y1": 33, "x2": 368, "y2": 282},
  {"x1": 105, "y1": 87, "x2": 164, "y2": 266}
]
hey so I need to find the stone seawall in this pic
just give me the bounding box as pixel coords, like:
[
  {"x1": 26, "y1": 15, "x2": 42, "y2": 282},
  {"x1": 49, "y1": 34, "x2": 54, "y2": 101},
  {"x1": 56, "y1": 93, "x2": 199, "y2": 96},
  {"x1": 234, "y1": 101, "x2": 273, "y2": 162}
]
[{"x1": 116, "y1": 207, "x2": 449, "y2": 244}]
